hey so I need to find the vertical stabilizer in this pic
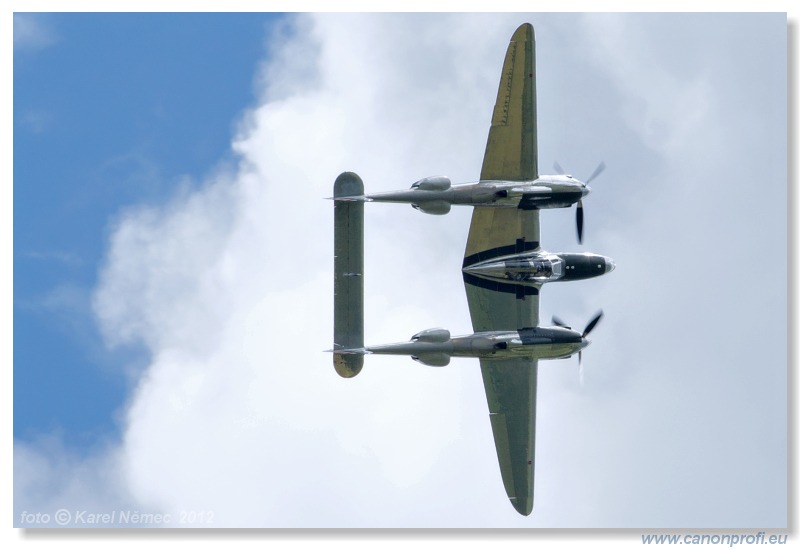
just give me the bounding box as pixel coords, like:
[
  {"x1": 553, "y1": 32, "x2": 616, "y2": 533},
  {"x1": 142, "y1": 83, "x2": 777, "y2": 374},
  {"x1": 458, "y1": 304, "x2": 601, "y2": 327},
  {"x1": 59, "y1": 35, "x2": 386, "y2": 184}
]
[{"x1": 333, "y1": 172, "x2": 364, "y2": 377}]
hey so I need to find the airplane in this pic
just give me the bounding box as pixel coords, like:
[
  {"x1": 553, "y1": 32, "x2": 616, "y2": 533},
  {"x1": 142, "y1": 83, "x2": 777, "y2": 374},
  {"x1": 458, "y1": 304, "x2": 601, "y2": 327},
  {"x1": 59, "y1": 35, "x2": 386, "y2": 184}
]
[{"x1": 332, "y1": 23, "x2": 614, "y2": 516}]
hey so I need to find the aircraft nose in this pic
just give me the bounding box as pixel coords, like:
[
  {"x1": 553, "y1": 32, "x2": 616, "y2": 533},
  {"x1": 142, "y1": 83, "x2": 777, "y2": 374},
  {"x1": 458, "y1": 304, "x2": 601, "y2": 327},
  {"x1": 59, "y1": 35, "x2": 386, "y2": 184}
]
[
  {"x1": 605, "y1": 258, "x2": 616, "y2": 273},
  {"x1": 582, "y1": 184, "x2": 592, "y2": 197}
]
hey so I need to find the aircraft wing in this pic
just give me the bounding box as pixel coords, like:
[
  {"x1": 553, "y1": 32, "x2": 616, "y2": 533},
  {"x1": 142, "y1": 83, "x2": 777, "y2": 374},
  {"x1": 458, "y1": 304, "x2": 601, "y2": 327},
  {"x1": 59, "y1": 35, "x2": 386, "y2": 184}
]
[
  {"x1": 463, "y1": 234, "x2": 539, "y2": 517},
  {"x1": 478, "y1": 355, "x2": 538, "y2": 516},
  {"x1": 480, "y1": 22, "x2": 537, "y2": 182},
  {"x1": 463, "y1": 19, "x2": 540, "y2": 308},
  {"x1": 463, "y1": 23, "x2": 540, "y2": 516}
]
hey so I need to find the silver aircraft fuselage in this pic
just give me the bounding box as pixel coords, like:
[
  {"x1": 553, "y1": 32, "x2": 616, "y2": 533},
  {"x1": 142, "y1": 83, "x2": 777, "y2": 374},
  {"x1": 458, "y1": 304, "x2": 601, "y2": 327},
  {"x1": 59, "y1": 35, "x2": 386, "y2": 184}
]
[
  {"x1": 353, "y1": 175, "x2": 589, "y2": 214},
  {"x1": 463, "y1": 250, "x2": 615, "y2": 286},
  {"x1": 362, "y1": 326, "x2": 589, "y2": 367}
]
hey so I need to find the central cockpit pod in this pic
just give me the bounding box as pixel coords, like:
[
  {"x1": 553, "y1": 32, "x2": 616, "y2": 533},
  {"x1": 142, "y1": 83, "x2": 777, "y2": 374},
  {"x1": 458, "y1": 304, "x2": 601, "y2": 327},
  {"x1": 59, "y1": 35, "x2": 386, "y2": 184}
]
[
  {"x1": 504, "y1": 253, "x2": 563, "y2": 282},
  {"x1": 462, "y1": 252, "x2": 564, "y2": 286}
]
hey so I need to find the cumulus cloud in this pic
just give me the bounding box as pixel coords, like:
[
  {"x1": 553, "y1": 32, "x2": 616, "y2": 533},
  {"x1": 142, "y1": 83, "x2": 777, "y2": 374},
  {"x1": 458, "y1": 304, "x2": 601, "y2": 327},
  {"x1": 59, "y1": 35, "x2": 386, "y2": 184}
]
[
  {"x1": 15, "y1": 13, "x2": 787, "y2": 527},
  {"x1": 15, "y1": 435, "x2": 138, "y2": 528}
]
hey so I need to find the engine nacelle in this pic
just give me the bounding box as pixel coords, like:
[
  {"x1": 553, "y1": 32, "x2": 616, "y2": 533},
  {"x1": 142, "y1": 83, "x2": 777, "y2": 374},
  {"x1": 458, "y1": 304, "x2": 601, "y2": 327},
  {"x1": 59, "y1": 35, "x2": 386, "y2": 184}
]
[
  {"x1": 411, "y1": 200, "x2": 451, "y2": 215},
  {"x1": 411, "y1": 176, "x2": 451, "y2": 191},
  {"x1": 412, "y1": 353, "x2": 451, "y2": 367},
  {"x1": 411, "y1": 328, "x2": 451, "y2": 343}
]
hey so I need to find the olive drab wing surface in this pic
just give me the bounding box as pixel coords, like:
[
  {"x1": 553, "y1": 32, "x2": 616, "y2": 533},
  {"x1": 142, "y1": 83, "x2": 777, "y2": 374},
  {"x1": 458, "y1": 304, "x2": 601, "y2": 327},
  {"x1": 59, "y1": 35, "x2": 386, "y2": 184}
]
[
  {"x1": 480, "y1": 22, "x2": 537, "y2": 183},
  {"x1": 464, "y1": 22, "x2": 540, "y2": 516}
]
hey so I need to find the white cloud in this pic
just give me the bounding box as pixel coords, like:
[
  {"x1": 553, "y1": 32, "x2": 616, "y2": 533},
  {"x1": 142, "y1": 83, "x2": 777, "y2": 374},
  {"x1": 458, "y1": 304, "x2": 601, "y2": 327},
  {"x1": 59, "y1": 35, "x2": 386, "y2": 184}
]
[
  {"x1": 15, "y1": 13, "x2": 787, "y2": 528},
  {"x1": 14, "y1": 435, "x2": 137, "y2": 528}
]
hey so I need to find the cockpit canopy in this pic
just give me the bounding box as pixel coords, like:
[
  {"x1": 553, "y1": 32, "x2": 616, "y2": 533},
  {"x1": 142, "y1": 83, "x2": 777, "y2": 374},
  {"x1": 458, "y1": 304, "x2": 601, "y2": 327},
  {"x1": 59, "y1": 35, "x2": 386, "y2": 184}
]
[{"x1": 504, "y1": 254, "x2": 564, "y2": 282}]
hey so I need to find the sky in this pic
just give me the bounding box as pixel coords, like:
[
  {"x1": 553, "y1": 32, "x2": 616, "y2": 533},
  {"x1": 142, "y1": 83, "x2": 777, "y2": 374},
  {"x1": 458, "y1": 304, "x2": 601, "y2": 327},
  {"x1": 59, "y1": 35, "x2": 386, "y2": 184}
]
[
  {"x1": 10, "y1": 10, "x2": 791, "y2": 533},
  {"x1": 14, "y1": 11, "x2": 278, "y2": 444}
]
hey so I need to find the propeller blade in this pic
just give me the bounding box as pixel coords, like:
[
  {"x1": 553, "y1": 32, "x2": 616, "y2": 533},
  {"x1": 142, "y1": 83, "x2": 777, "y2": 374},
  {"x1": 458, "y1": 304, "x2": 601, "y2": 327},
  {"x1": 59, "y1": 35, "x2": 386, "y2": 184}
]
[
  {"x1": 552, "y1": 315, "x2": 570, "y2": 329},
  {"x1": 553, "y1": 161, "x2": 565, "y2": 175},
  {"x1": 585, "y1": 161, "x2": 606, "y2": 185},
  {"x1": 582, "y1": 310, "x2": 604, "y2": 338},
  {"x1": 576, "y1": 200, "x2": 584, "y2": 244},
  {"x1": 578, "y1": 351, "x2": 584, "y2": 385}
]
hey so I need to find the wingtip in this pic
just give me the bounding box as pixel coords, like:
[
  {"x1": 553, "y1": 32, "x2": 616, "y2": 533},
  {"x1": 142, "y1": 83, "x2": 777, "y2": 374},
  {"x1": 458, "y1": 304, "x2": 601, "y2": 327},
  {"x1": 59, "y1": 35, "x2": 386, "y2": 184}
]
[
  {"x1": 512, "y1": 22, "x2": 534, "y2": 42},
  {"x1": 510, "y1": 497, "x2": 533, "y2": 516}
]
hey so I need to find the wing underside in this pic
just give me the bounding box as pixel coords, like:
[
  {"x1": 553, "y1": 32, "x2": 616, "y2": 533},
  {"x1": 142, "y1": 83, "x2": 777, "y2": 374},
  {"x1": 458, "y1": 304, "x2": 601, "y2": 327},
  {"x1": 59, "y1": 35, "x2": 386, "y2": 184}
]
[
  {"x1": 480, "y1": 22, "x2": 537, "y2": 183},
  {"x1": 464, "y1": 236, "x2": 539, "y2": 516},
  {"x1": 480, "y1": 356, "x2": 538, "y2": 516},
  {"x1": 464, "y1": 23, "x2": 540, "y2": 516}
]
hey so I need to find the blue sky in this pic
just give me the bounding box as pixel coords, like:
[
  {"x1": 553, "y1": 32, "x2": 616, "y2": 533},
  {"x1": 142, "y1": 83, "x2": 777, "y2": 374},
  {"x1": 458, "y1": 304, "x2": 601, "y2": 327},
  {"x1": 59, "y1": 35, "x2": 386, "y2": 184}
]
[
  {"x1": 11, "y1": 11, "x2": 791, "y2": 530},
  {"x1": 14, "y1": 13, "x2": 282, "y2": 445}
]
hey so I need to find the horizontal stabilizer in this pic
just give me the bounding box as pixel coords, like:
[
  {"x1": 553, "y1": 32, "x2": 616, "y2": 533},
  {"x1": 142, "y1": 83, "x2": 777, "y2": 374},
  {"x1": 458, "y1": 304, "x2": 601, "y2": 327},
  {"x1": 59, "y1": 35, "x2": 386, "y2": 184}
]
[
  {"x1": 328, "y1": 347, "x2": 370, "y2": 355},
  {"x1": 333, "y1": 172, "x2": 365, "y2": 378},
  {"x1": 330, "y1": 195, "x2": 370, "y2": 202}
]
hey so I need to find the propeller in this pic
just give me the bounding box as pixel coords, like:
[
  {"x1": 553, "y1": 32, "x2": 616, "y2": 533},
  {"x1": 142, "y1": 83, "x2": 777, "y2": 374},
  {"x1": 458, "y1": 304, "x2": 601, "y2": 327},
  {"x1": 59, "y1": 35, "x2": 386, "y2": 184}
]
[
  {"x1": 582, "y1": 310, "x2": 604, "y2": 338},
  {"x1": 551, "y1": 310, "x2": 603, "y2": 336},
  {"x1": 578, "y1": 310, "x2": 603, "y2": 384},
  {"x1": 553, "y1": 160, "x2": 605, "y2": 184},
  {"x1": 552, "y1": 310, "x2": 604, "y2": 384},
  {"x1": 551, "y1": 315, "x2": 570, "y2": 329},
  {"x1": 553, "y1": 161, "x2": 605, "y2": 244},
  {"x1": 578, "y1": 162, "x2": 605, "y2": 244},
  {"x1": 585, "y1": 161, "x2": 606, "y2": 185}
]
